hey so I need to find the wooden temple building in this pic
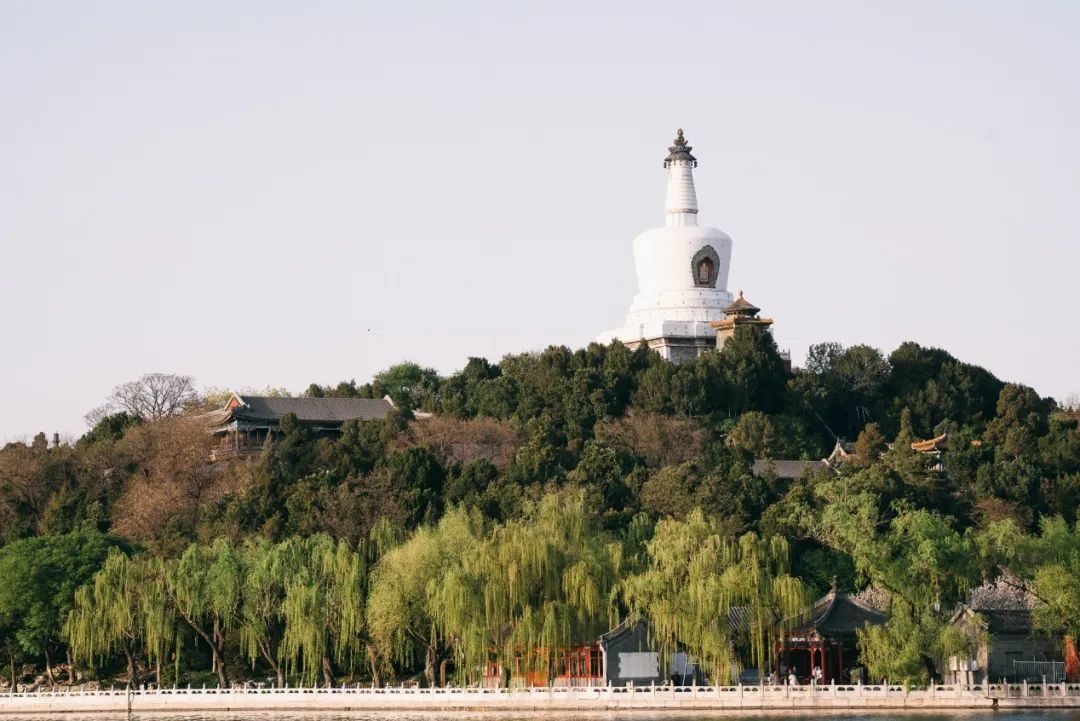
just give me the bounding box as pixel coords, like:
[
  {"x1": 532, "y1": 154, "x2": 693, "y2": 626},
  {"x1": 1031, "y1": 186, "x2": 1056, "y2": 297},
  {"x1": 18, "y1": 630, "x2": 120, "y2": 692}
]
[
  {"x1": 776, "y1": 580, "x2": 886, "y2": 684},
  {"x1": 207, "y1": 394, "x2": 395, "y2": 461}
]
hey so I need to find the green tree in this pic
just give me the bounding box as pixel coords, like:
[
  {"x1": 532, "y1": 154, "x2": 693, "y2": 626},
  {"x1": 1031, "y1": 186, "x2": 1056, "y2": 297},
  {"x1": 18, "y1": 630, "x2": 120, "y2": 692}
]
[
  {"x1": 884, "y1": 343, "x2": 1003, "y2": 437},
  {"x1": 366, "y1": 507, "x2": 485, "y2": 686},
  {"x1": 81, "y1": 412, "x2": 141, "y2": 445},
  {"x1": 279, "y1": 535, "x2": 377, "y2": 686},
  {"x1": 439, "y1": 357, "x2": 503, "y2": 418},
  {"x1": 0, "y1": 531, "x2": 129, "y2": 685},
  {"x1": 65, "y1": 547, "x2": 175, "y2": 685},
  {"x1": 621, "y1": 510, "x2": 806, "y2": 682},
  {"x1": 374, "y1": 362, "x2": 442, "y2": 412},
  {"x1": 432, "y1": 491, "x2": 625, "y2": 686},
  {"x1": 725, "y1": 412, "x2": 819, "y2": 459},
  {"x1": 386, "y1": 447, "x2": 446, "y2": 528},
  {"x1": 979, "y1": 516, "x2": 1080, "y2": 640},
  {"x1": 163, "y1": 539, "x2": 243, "y2": 688},
  {"x1": 717, "y1": 326, "x2": 788, "y2": 416},
  {"x1": 566, "y1": 441, "x2": 638, "y2": 528}
]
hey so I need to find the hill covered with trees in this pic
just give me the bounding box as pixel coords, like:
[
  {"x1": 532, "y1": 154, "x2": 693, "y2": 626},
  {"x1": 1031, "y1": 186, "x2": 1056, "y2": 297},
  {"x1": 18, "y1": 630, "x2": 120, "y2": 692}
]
[{"x1": 1, "y1": 328, "x2": 1078, "y2": 689}]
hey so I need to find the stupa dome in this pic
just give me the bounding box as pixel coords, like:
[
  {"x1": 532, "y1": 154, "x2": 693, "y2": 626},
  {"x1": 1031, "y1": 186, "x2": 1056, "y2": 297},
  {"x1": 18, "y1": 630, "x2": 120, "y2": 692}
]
[{"x1": 597, "y1": 130, "x2": 735, "y2": 362}]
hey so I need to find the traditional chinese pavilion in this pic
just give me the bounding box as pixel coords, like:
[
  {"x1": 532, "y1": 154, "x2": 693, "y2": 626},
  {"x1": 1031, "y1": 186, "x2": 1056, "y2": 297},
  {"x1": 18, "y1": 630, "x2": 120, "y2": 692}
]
[
  {"x1": 207, "y1": 394, "x2": 395, "y2": 460},
  {"x1": 776, "y1": 580, "x2": 886, "y2": 683}
]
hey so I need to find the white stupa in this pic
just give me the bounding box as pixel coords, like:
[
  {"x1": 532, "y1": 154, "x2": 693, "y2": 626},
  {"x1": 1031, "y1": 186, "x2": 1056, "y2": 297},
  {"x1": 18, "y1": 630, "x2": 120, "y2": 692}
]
[{"x1": 598, "y1": 129, "x2": 735, "y2": 362}]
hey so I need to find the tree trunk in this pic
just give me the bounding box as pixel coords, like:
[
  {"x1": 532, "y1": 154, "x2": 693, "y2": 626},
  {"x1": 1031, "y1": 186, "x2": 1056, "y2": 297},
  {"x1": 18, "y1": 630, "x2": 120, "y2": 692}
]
[
  {"x1": 66, "y1": 647, "x2": 74, "y2": 685},
  {"x1": 424, "y1": 647, "x2": 436, "y2": 688},
  {"x1": 155, "y1": 658, "x2": 161, "y2": 688},
  {"x1": 8, "y1": 652, "x2": 16, "y2": 693},
  {"x1": 211, "y1": 646, "x2": 228, "y2": 689},
  {"x1": 43, "y1": 647, "x2": 56, "y2": 687},
  {"x1": 256, "y1": 638, "x2": 284, "y2": 688},
  {"x1": 175, "y1": 605, "x2": 230, "y2": 688},
  {"x1": 211, "y1": 619, "x2": 229, "y2": 688},
  {"x1": 365, "y1": 642, "x2": 381, "y2": 687},
  {"x1": 124, "y1": 646, "x2": 135, "y2": 685},
  {"x1": 321, "y1": 656, "x2": 333, "y2": 688},
  {"x1": 439, "y1": 657, "x2": 448, "y2": 688}
]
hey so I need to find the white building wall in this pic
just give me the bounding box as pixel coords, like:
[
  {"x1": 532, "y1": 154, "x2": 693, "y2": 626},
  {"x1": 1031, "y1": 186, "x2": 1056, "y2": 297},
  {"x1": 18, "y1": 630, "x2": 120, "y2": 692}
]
[{"x1": 598, "y1": 132, "x2": 734, "y2": 359}]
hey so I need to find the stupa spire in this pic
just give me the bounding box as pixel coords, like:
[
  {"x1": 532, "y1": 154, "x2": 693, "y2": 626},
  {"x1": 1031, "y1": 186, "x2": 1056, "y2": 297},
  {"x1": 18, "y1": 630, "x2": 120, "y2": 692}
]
[
  {"x1": 664, "y1": 128, "x2": 698, "y2": 225},
  {"x1": 664, "y1": 128, "x2": 697, "y2": 167}
]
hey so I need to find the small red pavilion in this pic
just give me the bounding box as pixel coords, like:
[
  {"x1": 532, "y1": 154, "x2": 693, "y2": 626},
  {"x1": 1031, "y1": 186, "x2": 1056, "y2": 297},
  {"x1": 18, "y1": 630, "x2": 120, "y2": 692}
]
[{"x1": 482, "y1": 643, "x2": 604, "y2": 688}]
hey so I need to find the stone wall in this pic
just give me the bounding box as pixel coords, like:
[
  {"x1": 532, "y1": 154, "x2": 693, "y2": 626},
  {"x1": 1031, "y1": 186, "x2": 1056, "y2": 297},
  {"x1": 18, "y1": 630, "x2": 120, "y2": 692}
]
[
  {"x1": 4, "y1": 682, "x2": 1080, "y2": 714},
  {"x1": 986, "y1": 633, "x2": 1062, "y2": 680}
]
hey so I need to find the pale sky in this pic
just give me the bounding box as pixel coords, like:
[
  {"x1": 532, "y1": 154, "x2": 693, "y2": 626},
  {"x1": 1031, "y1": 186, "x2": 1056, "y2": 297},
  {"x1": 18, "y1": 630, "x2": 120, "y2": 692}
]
[{"x1": 2, "y1": 1, "x2": 1078, "y2": 442}]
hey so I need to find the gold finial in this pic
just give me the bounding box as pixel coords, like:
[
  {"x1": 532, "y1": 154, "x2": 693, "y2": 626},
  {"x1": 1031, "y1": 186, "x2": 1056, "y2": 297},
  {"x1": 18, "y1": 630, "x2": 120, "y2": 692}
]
[{"x1": 738, "y1": 289, "x2": 744, "y2": 299}]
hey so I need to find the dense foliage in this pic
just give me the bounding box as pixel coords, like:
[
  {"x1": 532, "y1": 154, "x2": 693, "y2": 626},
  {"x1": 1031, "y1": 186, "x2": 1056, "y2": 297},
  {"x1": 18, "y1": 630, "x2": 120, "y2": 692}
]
[{"x1": 1, "y1": 330, "x2": 1078, "y2": 688}]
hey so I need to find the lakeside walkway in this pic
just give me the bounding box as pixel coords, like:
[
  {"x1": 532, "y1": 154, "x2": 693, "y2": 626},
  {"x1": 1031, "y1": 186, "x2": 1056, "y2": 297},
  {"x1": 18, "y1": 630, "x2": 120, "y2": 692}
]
[{"x1": 3, "y1": 682, "x2": 1080, "y2": 714}]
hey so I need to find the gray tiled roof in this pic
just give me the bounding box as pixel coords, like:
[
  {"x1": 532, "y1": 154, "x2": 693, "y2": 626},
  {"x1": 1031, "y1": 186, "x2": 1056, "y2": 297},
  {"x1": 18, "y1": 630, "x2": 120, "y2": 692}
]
[
  {"x1": 231, "y1": 396, "x2": 394, "y2": 424},
  {"x1": 751, "y1": 459, "x2": 826, "y2": 479},
  {"x1": 599, "y1": 617, "x2": 643, "y2": 644},
  {"x1": 790, "y1": 591, "x2": 887, "y2": 636},
  {"x1": 979, "y1": 609, "x2": 1034, "y2": 635},
  {"x1": 962, "y1": 608, "x2": 1036, "y2": 635},
  {"x1": 729, "y1": 605, "x2": 780, "y2": 634}
]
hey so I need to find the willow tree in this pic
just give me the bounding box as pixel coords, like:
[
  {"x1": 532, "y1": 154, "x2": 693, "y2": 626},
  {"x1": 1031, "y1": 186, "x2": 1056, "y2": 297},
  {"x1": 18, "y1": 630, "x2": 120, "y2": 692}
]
[
  {"x1": 620, "y1": 509, "x2": 806, "y2": 683},
  {"x1": 366, "y1": 507, "x2": 485, "y2": 686},
  {"x1": 66, "y1": 550, "x2": 137, "y2": 682},
  {"x1": 164, "y1": 539, "x2": 242, "y2": 688},
  {"x1": 325, "y1": 534, "x2": 382, "y2": 686},
  {"x1": 800, "y1": 479, "x2": 980, "y2": 683},
  {"x1": 432, "y1": 491, "x2": 626, "y2": 686},
  {"x1": 278, "y1": 535, "x2": 375, "y2": 687},
  {"x1": 65, "y1": 550, "x2": 176, "y2": 686},
  {"x1": 236, "y1": 538, "x2": 290, "y2": 687}
]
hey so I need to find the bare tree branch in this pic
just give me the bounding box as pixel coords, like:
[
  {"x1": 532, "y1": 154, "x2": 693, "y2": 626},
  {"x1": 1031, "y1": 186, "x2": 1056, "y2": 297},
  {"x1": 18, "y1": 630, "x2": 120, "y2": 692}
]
[{"x1": 87, "y1": 373, "x2": 200, "y2": 424}]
